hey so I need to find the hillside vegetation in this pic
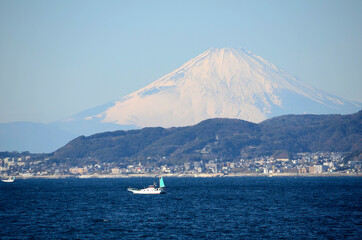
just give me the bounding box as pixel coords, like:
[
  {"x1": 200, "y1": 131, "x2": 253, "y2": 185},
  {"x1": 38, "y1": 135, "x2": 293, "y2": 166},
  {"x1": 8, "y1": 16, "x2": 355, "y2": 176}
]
[{"x1": 52, "y1": 111, "x2": 362, "y2": 166}]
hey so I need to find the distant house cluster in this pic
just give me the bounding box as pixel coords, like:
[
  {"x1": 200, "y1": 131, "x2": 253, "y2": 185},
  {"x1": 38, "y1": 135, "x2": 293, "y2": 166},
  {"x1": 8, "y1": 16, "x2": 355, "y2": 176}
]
[
  {"x1": 0, "y1": 151, "x2": 361, "y2": 178},
  {"x1": 0, "y1": 156, "x2": 30, "y2": 172}
]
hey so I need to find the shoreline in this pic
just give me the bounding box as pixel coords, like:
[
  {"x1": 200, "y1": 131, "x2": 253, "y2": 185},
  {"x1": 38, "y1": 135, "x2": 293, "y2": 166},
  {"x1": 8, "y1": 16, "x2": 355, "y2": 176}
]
[{"x1": 9, "y1": 172, "x2": 362, "y2": 179}]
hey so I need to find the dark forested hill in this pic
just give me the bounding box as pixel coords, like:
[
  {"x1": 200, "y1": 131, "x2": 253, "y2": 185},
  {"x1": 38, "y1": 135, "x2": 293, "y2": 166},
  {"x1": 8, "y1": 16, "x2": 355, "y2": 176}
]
[{"x1": 51, "y1": 111, "x2": 361, "y2": 165}]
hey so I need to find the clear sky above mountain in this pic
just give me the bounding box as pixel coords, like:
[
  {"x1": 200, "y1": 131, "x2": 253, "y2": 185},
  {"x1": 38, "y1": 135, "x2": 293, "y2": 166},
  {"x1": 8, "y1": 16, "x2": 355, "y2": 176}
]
[{"x1": 0, "y1": 0, "x2": 361, "y2": 123}]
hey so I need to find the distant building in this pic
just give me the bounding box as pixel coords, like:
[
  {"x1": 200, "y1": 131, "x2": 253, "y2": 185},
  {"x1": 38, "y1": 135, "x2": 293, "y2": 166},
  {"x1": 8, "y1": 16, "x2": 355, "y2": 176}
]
[
  {"x1": 69, "y1": 167, "x2": 88, "y2": 174},
  {"x1": 314, "y1": 165, "x2": 323, "y2": 174},
  {"x1": 17, "y1": 162, "x2": 25, "y2": 166},
  {"x1": 111, "y1": 168, "x2": 121, "y2": 174},
  {"x1": 0, "y1": 166, "x2": 9, "y2": 171},
  {"x1": 184, "y1": 163, "x2": 191, "y2": 171},
  {"x1": 205, "y1": 163, "x2": 218, "y2": 173},
  {"x1": 309, "y1": 165, "x2": 323, "y2": 174},
  {"x1": 161, "y1": 165, "x2": 171, "y2": 173},
  {"x1": 274, "y1": 151, "x2": 290, "y2": 162}
]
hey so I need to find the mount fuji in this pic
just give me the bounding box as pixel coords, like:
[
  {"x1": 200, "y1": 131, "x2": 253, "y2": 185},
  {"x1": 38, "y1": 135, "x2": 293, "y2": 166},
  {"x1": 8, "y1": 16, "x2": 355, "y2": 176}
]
[
  {"x1": 61, "y1": 47, "x2": 360, "y2": 131},
  {"x1": 1, "y1": 48, "x2": 360, "y2": 152}
]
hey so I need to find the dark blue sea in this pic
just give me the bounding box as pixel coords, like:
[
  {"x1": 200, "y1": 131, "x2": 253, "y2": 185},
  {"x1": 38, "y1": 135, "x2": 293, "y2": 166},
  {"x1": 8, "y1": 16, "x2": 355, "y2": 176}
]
[{"x1": 1, "y1": 177, "x2": 361, "y2": 239}]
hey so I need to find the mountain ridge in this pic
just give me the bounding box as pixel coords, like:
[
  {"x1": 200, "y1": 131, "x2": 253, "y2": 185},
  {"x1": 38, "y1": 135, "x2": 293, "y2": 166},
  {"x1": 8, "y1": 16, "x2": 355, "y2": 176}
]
[{"x1": 51, "y1": 110, "x2": 362, "y2": 166}]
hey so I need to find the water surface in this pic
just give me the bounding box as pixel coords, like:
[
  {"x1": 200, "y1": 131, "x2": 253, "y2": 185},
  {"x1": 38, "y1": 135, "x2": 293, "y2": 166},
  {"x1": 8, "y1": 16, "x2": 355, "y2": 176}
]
[{"x1": 1, "y1": 177, "x2": 361, "y2": 239}]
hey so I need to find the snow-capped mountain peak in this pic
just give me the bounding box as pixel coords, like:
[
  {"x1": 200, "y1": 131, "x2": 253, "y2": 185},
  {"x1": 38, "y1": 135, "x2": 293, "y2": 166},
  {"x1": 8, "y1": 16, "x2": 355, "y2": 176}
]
[
  {"x1": 81, "y1": 47, "x2": 359, "y2": 128},
  {"x1": 2, "y1": 47, "x2": 360, "y2": 153}
]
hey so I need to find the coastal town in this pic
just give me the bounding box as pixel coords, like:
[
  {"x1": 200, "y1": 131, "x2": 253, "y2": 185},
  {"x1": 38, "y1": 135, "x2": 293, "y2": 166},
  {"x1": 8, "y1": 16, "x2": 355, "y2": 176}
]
[{"x1": 1, "y1": 151, "x2": 361, "y2": 179}]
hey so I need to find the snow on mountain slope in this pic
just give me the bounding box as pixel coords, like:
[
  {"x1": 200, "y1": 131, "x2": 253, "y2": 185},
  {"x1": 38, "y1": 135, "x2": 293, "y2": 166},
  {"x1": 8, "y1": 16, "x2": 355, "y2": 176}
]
[
  {"x1": 82, "y1": 47, "x2": 360, "y2": 128},
  {"x1": 2, "y1": 48, "x2": 360, "y2": 153}
]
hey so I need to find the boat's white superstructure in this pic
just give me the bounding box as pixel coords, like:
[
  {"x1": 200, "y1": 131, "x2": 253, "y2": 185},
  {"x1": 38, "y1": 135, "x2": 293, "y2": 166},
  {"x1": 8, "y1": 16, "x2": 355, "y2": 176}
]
[
  {"x1": 128, "y1": 177, "x2": 166, "y2": 194},
  {"x1": 128, "y1": 185, "x2": 164, "y2": 194},
  {"x1": 1, "y1": 177, "x2": 15, "y2": 183}
]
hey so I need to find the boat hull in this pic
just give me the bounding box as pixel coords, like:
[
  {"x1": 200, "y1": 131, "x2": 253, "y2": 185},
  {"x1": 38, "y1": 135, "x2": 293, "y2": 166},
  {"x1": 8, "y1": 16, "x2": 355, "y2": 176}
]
[
  {"x1": 128, "y1": 177, "x2": 166, "y2": 194},
  {"x1": 1, "y1": 179, "x2": 14, "y2": 183},
  {"x1": 127, "y1": 187, "x2": 165, "y2": 195}
]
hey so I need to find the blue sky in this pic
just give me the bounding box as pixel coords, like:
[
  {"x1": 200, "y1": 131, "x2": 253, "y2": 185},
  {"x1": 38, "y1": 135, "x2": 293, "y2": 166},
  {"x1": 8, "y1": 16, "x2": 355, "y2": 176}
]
[{"x1": 0, "y1": 0, "x2": 361, "y2": 123}]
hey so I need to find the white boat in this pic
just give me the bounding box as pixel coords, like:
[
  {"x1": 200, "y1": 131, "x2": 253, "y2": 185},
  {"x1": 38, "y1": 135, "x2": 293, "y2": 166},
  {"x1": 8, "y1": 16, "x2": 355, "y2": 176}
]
[
  {"x1": 1, "y1": 176, "x2": 15, "y2": 183},
  {"x1": 128, "y1": 177, "x2": 166, "y2": 194}
]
